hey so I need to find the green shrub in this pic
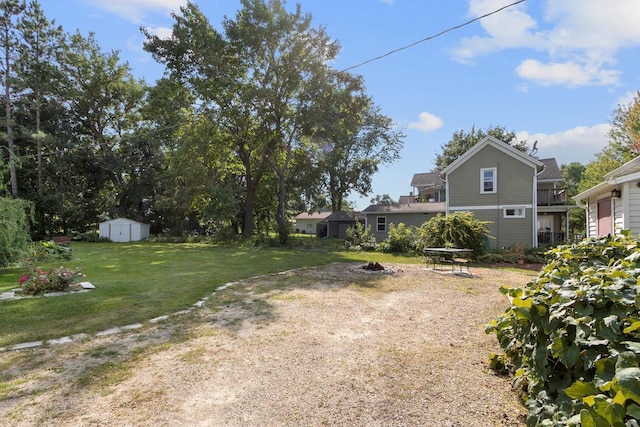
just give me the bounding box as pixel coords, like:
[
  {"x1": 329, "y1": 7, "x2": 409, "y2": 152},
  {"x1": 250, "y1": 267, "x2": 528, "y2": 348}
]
[
  {"x1": 487, "y1": 232, "x2": 640, "y2": 426},
  {"x1": 344, "y1": 222, "x2": 377, "y2": 252},
  {"x1": 379, "y1": 222, "x2": 416, "y2": 254},
  {"x1": 29, "y1": 240, "x2": 73, "y2": 263},
  {"x1": 0, "y1": 197, "x2": 33, "y2": 267},
  {"x1": 415, "y1": 212, "x2": 490, "y2": 259}
]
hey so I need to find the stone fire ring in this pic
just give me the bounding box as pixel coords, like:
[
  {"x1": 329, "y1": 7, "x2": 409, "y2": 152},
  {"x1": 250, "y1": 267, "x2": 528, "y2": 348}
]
[{"x1": 348, "y1": 262, "x2": 397, "y2": 275}]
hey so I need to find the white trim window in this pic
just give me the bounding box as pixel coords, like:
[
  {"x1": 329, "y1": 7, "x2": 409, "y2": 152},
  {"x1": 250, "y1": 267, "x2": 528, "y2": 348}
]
[
  {"x1": 481, "y1": 167, "x2": 497, "y2": 194},
  {"x1": 376, "y1": 216, "x2": 386, "y2": 232},
  {"x1": 503, "y1": 206, "x2": 526, "y2": 218}
]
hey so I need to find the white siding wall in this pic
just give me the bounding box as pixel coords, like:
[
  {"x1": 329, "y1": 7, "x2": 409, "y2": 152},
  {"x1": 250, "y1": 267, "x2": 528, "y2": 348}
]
[
  {"x1": 629, "y1": 184, "x2": 640, "y2": 235},
  {"x1": 586, "y1": 196, "x2": 597, "y2": 238},
  {"x1": 613, "y1": 197, "x2": 624, "y2": 235}
]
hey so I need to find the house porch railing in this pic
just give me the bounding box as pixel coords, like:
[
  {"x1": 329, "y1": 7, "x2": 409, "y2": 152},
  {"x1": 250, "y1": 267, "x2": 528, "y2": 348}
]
[
  {"x1": 538, "y1": 231, "x2": 565, "y2": 245},
  {"x1": 537, "y1": 188, "x2": 569, "y2": 206}
]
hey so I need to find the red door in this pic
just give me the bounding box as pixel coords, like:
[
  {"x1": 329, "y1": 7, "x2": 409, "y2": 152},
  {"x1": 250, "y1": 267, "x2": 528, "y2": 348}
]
[{"x1": 597, "y1": 198, "x2": 612, "y2": 236}]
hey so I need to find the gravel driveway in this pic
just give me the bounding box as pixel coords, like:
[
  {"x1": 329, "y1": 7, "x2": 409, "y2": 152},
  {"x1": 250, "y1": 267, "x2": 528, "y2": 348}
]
[{"x1": 0, "y1": 263, "x2": 533, "y2": 426}]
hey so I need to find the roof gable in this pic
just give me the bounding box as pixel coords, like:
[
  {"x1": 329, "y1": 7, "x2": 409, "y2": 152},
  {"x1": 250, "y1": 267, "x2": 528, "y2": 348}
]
[
  {"x1": 538, "y1": 158, "x2": 563, "y2": 181},
  {"x1": 410, "y1": 172, "x2": 444, "y2": 188},
  {"x1": 440, "y1": 136, "x2": 543, "y2": 176}
]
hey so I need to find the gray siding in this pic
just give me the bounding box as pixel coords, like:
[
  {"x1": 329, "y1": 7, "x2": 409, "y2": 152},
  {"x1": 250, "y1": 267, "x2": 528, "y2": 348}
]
[
  {"x1": 450, "y1": 208, "x2": 533, "y2": 249},
  {"x1": 448, "y1": 145, "x2": 535, "y2": 207},
  {"x1": 367, "y1": 212, "x2": 439, "y2": 241}
]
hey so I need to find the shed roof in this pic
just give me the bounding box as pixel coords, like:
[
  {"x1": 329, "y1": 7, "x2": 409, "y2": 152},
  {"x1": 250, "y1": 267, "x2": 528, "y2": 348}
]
[
  {"x1": 100, "y1": 218, "x2": 146, "y2": 225},
  {"x1": 293, "y1": 210, "x2": 332, "y2": 220},
  {"x1": 325, "y1": 211, "x2": 364, "y2": 222}
]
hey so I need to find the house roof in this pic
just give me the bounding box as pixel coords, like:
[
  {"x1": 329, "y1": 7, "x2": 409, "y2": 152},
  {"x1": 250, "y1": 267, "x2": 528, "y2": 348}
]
[
  {"x1": 410, "y1": 172, "x2": 445, "y2": 189},
  {"x1": 362, "y1": 202, "x2": 446, "y2": 215},
  {"x1": 537, "y1": 158, "x2": 563, "y2": 181},
  {"x1": 325, "y1": 211, "x2": 364, "y2": 222},
  {"x1": 440, "y1": 136, "x2": 544, "y2": 176},
  {"x1": 605, "y1": 156, "x2": 640, "y2": 182},
  {"x1": 574, "y1": 156, "x2": 640, "y2": 202},
  {"x1": 293, "y1": 210, "x2": 332, "y2": 220}
]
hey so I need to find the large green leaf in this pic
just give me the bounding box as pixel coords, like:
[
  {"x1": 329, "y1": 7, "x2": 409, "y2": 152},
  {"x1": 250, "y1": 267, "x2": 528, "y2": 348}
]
[
  {"x1": 580, "y1": 408, "x2": 614, "y2": 427},
  {"x1": 565, "y1": 381, "x2": 598, "y2": 398},
  {"x1": 613, "y1": 368, "x2": 640, "y2": 405}
]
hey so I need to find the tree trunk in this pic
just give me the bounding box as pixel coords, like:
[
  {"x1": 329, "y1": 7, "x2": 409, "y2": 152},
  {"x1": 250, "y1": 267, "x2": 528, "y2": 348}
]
[
  {"x1": 275, "y1": 171, "x2": 288, "y2": 244},
  {"x1": 36, "y1": 88, "x2": 42, "y2": 196},
  {"x1": 242, "y1": 178, "x2": 257, "y2": 239},
  {"x1": 4, "y1": 24, "x2": 17, "y2": 198}
]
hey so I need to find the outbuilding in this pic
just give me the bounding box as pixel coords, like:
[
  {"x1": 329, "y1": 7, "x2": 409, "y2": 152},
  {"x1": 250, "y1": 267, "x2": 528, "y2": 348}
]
[{"x1": 99, "y1": 218, "x2": 150, "y2": 242}]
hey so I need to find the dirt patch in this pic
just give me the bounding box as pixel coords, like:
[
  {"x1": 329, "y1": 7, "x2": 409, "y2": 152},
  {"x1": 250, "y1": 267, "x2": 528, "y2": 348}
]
[{"x1": 0, "y1": 263, "x2": 536, "y2": 426}]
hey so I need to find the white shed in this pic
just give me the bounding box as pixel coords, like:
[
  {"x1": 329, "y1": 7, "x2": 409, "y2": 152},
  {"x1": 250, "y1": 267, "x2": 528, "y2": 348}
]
[{"x1": 99, "y1": 218, "x2": 150, "y2": 242}]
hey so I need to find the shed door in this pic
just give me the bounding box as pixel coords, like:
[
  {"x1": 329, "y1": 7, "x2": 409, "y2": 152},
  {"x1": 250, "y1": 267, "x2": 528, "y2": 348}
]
[
  {"x1": 597, "y1": 198, "x2": 612, "y2": 236},
  {"x1": 112, "y1": 224, "x2": 131, "y2": 242}
]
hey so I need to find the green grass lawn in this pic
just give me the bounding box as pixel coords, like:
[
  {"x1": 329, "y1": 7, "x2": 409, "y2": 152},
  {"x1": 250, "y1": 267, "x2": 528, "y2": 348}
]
[{"x1": 0, "y1": 241, "x2": 420, "y2": 347}]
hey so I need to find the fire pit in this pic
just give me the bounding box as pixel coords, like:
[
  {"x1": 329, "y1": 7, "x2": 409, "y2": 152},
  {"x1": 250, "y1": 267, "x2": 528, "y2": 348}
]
[
  {"x1": 362, "y1": 262, "x2": 385, "y2": 271},
  {"x1": 349, "y1": 262, "x2": 397, "y2": 275}
]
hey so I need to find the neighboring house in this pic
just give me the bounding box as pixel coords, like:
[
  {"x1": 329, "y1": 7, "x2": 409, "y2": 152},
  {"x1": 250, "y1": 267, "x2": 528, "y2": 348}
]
[
  {"x1": 293, "y1": 210, "x2": 331, "y2": 234},
  {"x1": 574, "y1": 156, "x2": 640, "y2": 238},
  {"x1": 362, "y1": 202, "x2": 446, "y2": 241},
  {"x1": 411, "y1": 171, "x2": 446, "y2": 202},
  {"x1": 321, "y1": 211, "x2": 365, "y2": 239},
  {"x1": 439, "y1": 136, "x2": 571, "y2": 249}
]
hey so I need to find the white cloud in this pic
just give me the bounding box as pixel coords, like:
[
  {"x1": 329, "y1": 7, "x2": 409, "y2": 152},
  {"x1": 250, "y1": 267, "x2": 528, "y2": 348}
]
[
  {"x1": 143, "y1": 25, "x2": 173, "y2": 39},
  {"x1": 85, "y1": 0, "x2": 187, "y2": 24},
  {"x1": 453, "y1": 0, "x2": 640, "y2": 87},
  {"x1": 407, "y1": 112, "x2": 443, "y2": 132},
  {"x1": 617, "y1": 91, "x2": 639, "y2": 108},
  {"x1": 516, "y1": 60, "x2": 620, "y2": 88},
  {"x1": 517, "y1": 123, "x2": 611, "y2": 165}
]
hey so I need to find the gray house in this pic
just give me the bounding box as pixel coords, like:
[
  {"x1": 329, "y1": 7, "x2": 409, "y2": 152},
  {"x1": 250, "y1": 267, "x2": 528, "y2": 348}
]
[
  {"x1": 439, "y1": 136, "x2": 570, "y2": 248},
  {"x1": 362, "y1": 202, "x2": 445, "y2": 241},
  {"x1": 574, "y1": 156, "x2": 640, "y2": 237}
]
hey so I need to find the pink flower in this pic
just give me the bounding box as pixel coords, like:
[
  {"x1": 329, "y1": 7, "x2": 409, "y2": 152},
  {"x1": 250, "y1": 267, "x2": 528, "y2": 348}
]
[{"x1": 19, "y1": 274, "x2": 29, "y2": 283}]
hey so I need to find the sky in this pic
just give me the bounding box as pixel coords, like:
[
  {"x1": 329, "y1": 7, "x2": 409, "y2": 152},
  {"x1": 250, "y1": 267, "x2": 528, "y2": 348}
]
[{"x1": 37, "y1": 0, "x2": 640, "y2": 210}]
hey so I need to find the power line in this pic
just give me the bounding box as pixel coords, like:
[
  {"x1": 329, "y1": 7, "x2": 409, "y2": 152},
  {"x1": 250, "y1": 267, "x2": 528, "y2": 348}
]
[{"x1": 336, "y1": 0, "x2": 526, "y2": 75}]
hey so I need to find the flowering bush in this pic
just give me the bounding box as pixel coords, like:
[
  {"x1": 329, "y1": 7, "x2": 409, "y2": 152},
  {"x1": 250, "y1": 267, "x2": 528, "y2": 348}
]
[{"x1": 19, "y1": 265, "x2": 86, "y2": 296}]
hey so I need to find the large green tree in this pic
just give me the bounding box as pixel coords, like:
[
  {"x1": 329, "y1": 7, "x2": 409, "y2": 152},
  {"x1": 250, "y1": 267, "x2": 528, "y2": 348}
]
[
  {"x1": 15, "y1": 0, "x2": 63, "y2": 196},
  {"x1": 434, "y1": 125, "x2": 528, "y2": 170},
  {"x1": 144, "y1": 0, "x2": 401, "y2": 241},
  {"x1": 0, "y1": 0, "x2": 25, "y2": 197},
  {"x1": 59, "y1": 31, "x2": 146, "y2": 224},
  {"x1": 310, "y1": 73, "x2": 403, "y2": 212}
]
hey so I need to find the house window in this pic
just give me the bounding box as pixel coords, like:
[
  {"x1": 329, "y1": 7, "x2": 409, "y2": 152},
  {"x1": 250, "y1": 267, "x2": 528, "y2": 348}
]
[
  {"x1": 503, "y1": 206, "x2": 526, "y2": 218},
  {"x1": 481, "y1": 167, "x2": 497, "y2": 194},
  {"x1": 376, "y1": 216, "x2": 386, "y2": 232}
]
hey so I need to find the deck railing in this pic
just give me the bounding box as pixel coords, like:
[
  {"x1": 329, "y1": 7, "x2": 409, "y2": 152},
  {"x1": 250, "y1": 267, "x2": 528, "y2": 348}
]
[{"x1": 537, "y1": 188, "x2": 568, "y2": 206}]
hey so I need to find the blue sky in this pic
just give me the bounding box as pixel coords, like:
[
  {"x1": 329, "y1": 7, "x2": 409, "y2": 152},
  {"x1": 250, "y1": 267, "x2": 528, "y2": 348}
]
[{"x1": 38, "y1": 0, "x2": 640, "y2": 210}]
